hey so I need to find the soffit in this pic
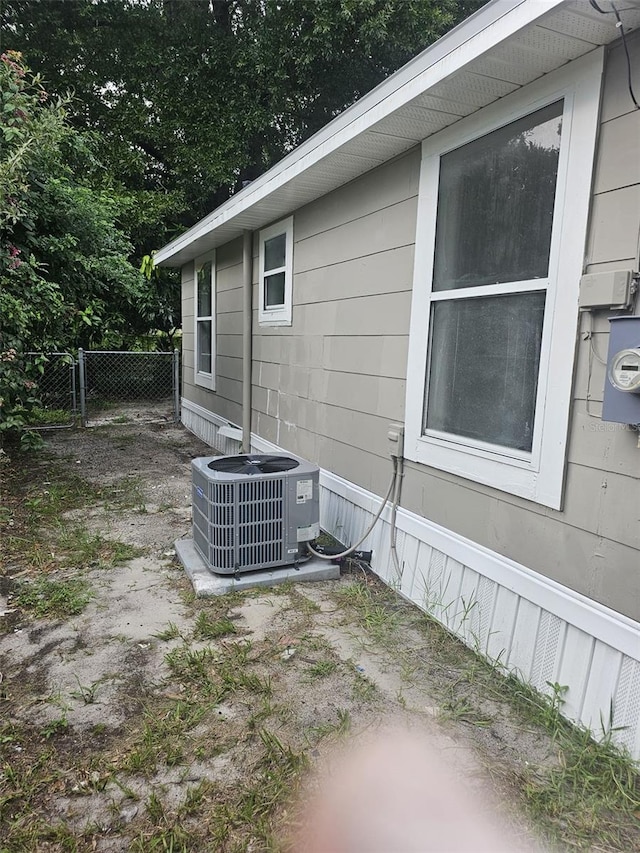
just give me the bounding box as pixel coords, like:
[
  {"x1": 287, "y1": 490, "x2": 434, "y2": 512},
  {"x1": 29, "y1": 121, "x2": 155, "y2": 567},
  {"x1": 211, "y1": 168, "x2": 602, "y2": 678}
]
[{"x1": 156, "y1": 0, "x2": 640, "y2": 267}]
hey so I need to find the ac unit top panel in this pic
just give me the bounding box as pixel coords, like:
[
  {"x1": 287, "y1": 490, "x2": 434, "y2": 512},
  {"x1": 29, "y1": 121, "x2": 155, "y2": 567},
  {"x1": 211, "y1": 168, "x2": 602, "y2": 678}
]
[{"x1": 192, "y1": 453, "x2": 319, "y2": 481}]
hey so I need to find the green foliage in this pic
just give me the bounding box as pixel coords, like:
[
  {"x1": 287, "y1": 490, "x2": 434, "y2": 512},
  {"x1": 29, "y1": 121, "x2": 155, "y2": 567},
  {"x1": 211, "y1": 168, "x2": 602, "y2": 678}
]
[
  {"x1": 0, "y1": 345, "x2": 45, "y2": 448},
  {"x1": 3, "y1": 0, "x2": 485, "y2": 234},
  {"x1": 0, "y1": 51, "x2": 149, "y2": 444},
  {"x1": 0, "y1": 2, "x2": 486, "y2": 440}
]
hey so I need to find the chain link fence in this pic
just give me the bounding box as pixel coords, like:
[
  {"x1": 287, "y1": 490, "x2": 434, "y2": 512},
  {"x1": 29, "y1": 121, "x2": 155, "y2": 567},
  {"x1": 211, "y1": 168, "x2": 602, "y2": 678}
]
[
  {"x1": 18, "y1": 350, "x2": 180, "y2": 430},
  {"x1": 24, "y1": 353, "x2": 77, "y2": 429},
  {"x1": 78, "y1": 350, "x2": 180, "y2": 426}
]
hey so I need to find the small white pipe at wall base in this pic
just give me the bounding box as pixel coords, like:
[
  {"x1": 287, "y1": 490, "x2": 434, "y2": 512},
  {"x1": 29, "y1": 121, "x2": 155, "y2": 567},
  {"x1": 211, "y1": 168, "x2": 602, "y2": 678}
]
[
  {"x1": 242, "y1": 230, "x2": 253, "y2": 453},
  {"x1": 390, "y1": 454, "x2": 405, "y2": 582}
]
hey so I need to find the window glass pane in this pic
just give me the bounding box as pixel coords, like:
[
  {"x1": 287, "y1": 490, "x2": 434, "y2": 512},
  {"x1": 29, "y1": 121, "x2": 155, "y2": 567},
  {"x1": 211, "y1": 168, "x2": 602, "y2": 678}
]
[
  {"x1": 197, "y1": 262, "x2": 212, "y2": 316},
  {"x1": 433, "y1": 101, "x2": 563, "y2": 291},
  {"x1": 264, "y1": 272, "x2": 286, "y2": 308},
  {"x1": 425, "y1": 291, "x2": 546, "y2": 452},
  {"x1": 197, "y1": 320, "x2": 212, "y2": 373},
  {"x1": 264, "y1": 233, "x2": 286, "y2": 271}
]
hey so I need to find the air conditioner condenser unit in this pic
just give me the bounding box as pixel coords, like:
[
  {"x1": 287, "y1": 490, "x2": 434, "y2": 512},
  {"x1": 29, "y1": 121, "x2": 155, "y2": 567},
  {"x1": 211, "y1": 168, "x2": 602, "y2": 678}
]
[{"x1": 191, "y1": 453, "x2": 320, "y2": 575}]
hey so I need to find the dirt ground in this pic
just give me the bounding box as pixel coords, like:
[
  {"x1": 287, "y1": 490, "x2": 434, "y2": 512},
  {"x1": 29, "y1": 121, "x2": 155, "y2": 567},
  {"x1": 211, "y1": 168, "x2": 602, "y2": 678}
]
[{"x1": 1, "y1": 419, "x2": 638, "y2": 852}]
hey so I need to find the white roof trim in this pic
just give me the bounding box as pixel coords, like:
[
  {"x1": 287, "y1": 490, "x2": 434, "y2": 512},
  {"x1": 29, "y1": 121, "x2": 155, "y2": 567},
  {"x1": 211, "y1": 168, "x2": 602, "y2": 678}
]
[{"x1": 155, "y1": 0, "x2": 630, "y2": 267}]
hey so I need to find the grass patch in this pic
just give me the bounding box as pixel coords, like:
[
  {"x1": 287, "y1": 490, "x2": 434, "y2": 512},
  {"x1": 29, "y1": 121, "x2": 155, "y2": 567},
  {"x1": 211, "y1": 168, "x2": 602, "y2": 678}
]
[
  {"x1": 103, "y1": 475, "x2": 147, "y2": 512},
  {"x1": 23, "y1": 473, "x2": 102, "y2": 521},
  {"x1": 309, "y1": 708, "x2": 351, "y2": 741},
  {"x1": 207, "y1": 729, "x2": 308, "y2": 850},
  {"x1": 1, "y1": 452, "x2": 142, "y2": 592},
  {"x1": 154, "y1": 622, "x2": 183, "y2": 641},
  {"x1": 70, "y1": 675, "x2": 108, "y2": 705},
  {"x1": 54, "y1": 525, "x2": 143, "y2": 568},
  {"x1": 164, "y1": 640, "x2": 270, "y2": 703},
  {"x1": 24, "y1": 408, "x2": 72, "y2": 426},
  {"x1": 441, "y1": 696, "x2": 493, "y2": 727},
  {"x1": 13, "y1": 576, "x2": 93, "y2": 618},
  {"x1": 164, "y1": 645, "x2": 221, "y2": 699},
  {"x1": 333, "y1": 575, "x2": 640, "y2": 850},
  {"x1": 193, "y1": 611, "x2": 237, "y2": 640},
  {"x1": 492, "y1": 676, "x2": 640, "y2": 850},
  {"x1": 40, "y1": 715, "x2": 70, "y2": 740},
  {"x1": 352, "y1": 669, "x2": 379, "y2": 703},
  {"x1": 305, "y1": 658, "x2": 338, "y2": 680},
  {"x1": 334, "y1": 578, "x2": 401, "y2": 644},
  {"x1": 124, "y1": 700, "x2": 209, "y2": 774}
]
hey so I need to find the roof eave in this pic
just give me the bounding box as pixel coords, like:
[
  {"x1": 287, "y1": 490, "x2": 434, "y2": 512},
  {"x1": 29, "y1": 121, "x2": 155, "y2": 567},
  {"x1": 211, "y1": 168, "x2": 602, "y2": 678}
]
[{"x1": 154, "y1": 0, "x2": 632, "y2": 267}]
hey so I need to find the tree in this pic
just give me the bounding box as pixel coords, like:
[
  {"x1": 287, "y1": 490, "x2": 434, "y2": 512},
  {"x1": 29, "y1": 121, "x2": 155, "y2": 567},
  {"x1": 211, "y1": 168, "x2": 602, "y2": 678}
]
[
  {"x1": 1, "y1": 2, "x2": 486, "y2": 445},
  {"x1": 0, "y1": 51, "x2": 147, "y2": 445},
  {"x1": 2, "y1": 0, "x2": 486, "y2": 247}
]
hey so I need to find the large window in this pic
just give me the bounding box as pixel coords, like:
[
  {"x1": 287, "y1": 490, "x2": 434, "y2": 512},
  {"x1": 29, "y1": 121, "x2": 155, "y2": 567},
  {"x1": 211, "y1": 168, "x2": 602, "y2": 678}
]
[
  {"x1": 404, "y1": 54, "x2": 603, "y2": 509},
  {"x1": 195, "y1": 253, "x2": 215, "y2": 390},
  {"x1": 425, "y1": 101, "x2": 562, "y2": 454},
  {"x1": 259, "y1": 216, "x2": 293, "y2": 326}
]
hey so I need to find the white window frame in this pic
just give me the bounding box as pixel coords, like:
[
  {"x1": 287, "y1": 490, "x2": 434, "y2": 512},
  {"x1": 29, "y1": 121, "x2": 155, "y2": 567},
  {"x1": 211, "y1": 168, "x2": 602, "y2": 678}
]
[
  {"x1": 258, "y1": 216, "x2": 294, "y2": 327},
  {"x1": 404, "y1": 50, "x2": 604, "y2": 511},
  {"x1": 194, "y1": 252, "x2": 216, "y2": 391}
]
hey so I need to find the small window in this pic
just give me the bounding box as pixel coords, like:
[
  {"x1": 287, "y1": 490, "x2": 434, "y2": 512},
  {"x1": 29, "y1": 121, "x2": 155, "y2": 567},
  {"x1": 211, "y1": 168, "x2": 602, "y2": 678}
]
[
  {"x1": 259, "y1": 217, "x2": 293, "y2": 326},
  {"x1": 194, "y1": 254, "x2": 215, "y2": 390}
]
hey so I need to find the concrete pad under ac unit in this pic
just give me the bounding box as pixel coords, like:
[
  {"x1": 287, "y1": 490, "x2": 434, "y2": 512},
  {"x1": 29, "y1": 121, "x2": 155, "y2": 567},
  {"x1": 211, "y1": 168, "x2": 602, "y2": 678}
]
[{"x1": 175, "y1": 537, "x2": 340, "y2": 596}]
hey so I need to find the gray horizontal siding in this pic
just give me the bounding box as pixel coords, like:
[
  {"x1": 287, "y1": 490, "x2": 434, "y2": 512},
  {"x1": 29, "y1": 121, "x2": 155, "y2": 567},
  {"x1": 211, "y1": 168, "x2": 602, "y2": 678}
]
[
  {"x1": 250, "y1": 151, "x2": 418, "y2": 501},
  {"x1": 293, "y1": 146, "x2": 420, "y2": 241},
  {"x1": 587, "y1": 186, "x2": 640, "y2": 264},
  {"x1": 181, "y1": 245, "x2": 244, "y2": 426},
  {"x1": 294, "y1": 196, "x2": 417, "y2": 274}
]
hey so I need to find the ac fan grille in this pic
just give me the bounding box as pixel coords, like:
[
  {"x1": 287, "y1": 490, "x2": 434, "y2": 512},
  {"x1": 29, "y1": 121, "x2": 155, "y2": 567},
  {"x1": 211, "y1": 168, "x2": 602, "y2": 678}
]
[{"x1": 206, "y1": 476, "x2": 285, "y2": 571}]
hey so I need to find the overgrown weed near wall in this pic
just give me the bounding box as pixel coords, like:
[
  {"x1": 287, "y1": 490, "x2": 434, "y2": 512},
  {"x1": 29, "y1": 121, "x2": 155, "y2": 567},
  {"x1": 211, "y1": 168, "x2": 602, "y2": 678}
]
[{"x1": 335, "y1": 573, "x2": 640, "y2": 851}]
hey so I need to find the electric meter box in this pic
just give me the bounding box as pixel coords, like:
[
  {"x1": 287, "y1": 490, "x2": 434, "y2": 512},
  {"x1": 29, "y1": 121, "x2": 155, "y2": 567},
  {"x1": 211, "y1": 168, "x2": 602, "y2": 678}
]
[{"x1": 602, "y1": 316, "x2": 640, "y2": 426}]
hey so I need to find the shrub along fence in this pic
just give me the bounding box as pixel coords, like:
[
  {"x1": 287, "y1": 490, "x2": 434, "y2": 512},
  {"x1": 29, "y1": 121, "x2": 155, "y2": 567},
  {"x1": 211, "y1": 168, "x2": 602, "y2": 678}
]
[{"x1": 24, "y1": 352, "x2": 77, "y2": 429}]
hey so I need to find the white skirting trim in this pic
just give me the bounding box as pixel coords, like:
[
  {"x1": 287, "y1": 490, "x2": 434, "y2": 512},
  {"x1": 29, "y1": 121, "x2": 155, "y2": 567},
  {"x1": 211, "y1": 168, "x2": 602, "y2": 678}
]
[
  {"x1": 181, "y1": 399, "x2": 242, "y2": 457},
  {"x1": 182, "y1": 399, "x2": 640, "y2": 761}
]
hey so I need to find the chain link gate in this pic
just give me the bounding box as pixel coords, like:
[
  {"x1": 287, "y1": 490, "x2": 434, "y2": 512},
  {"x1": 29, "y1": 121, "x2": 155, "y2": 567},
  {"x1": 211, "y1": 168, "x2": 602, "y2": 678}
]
[
  {"x1": 24, "y1": 353, "x2": 78, "y2": 429},
  {"x1": 78, "y1": 350, "x2": 180, "y2": 426}
]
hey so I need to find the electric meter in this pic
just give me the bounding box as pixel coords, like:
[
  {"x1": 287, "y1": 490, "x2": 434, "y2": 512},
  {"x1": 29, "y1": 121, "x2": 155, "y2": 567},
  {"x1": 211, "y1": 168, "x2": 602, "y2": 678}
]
[
  {"x1": 602, "y1": 316, "x2": 640, "y2": 425},
  {"x1": 608, "y1": 347, "x2": 640, "y2": 394}
]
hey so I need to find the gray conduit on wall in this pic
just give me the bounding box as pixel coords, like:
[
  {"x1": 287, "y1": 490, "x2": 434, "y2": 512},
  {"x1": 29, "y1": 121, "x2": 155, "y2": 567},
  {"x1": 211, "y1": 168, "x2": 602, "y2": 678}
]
[{"x1": 242, "y1": 230, "x2": 253, "y2": 453}]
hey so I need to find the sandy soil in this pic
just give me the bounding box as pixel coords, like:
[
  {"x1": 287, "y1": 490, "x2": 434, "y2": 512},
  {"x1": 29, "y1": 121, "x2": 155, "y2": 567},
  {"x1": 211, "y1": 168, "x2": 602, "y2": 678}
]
[{"x1": 0, "y1": 420, "x2": 558, "y2": 851}]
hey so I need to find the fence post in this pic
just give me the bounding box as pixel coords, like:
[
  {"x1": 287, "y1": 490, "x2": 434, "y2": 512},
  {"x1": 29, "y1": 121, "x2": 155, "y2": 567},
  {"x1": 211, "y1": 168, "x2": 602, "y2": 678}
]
[
  {"x1": 69, "y1": 353, "x2": 78, "y2": 425},
  {"x1": 78, "y1": 348, "x2": 87, "y2": 427},
  {"x1": 172, "y1": 349, "x2": 180, "y2": 424}
]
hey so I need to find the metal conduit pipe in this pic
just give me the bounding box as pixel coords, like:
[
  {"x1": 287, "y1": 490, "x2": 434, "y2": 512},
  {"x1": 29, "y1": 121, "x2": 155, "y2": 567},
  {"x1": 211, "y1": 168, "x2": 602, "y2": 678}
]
[
  {"x1": 306, "y1": 470, "x2": 397, "y2": 562},
  {"x1": 242, "y1": 230, "x2": 253, "y2": 453}
]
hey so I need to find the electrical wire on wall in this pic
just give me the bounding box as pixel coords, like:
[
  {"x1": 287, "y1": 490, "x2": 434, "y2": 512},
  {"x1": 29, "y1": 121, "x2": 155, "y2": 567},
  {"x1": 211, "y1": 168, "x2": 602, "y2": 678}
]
[
  {"x1": 582, "y1": 310, "x2": 609, "y2": 419},
  {"x1": 589, "y1": 0, "x2": 640, "y2": 110}
]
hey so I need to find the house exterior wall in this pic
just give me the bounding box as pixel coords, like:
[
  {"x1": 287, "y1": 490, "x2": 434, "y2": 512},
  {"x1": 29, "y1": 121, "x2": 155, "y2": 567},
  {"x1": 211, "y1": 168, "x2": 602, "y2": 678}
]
[
  {"x1": 180, "y1": 44, "x2": 640, "y2": 621},
  {"x1": 246, "y1": 41, "x2": 639, "y2": 624},
  {"x1": 178, "y1": 38, "x2": 640, "y2": 757}
]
